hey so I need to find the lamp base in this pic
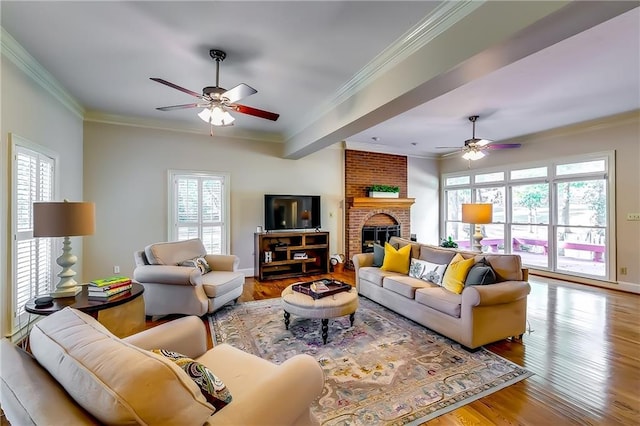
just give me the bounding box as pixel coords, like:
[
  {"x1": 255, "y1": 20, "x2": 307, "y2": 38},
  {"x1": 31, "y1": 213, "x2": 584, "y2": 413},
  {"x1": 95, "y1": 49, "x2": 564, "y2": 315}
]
[
  {"x1": 50, "y1": 286, "x2": 81, "y2": 298},
  {"x1": 472, "y1": 224, "x2": 484, "y2": 253}
]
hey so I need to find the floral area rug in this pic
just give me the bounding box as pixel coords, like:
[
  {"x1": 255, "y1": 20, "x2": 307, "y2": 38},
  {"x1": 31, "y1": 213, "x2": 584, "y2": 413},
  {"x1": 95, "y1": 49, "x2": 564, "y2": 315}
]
[{"x1": 209, "y1": 297, "x2": 532, "y2": 425}]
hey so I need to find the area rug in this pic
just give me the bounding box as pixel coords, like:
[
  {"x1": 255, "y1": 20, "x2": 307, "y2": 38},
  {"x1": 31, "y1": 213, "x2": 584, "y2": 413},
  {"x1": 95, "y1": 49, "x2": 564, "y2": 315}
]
[{"x1": 209, "y1": 297, "x2": 532, "y2": 425}]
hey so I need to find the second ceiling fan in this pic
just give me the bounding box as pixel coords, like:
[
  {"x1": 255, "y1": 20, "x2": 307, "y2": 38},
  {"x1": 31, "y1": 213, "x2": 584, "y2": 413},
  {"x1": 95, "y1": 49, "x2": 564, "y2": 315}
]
[
  {"x1": 440, "y1": 115, "x2": 521, "y2": 161},
  {"x1": 151, "y1": 49, "x2": 279, "y2": 134}
]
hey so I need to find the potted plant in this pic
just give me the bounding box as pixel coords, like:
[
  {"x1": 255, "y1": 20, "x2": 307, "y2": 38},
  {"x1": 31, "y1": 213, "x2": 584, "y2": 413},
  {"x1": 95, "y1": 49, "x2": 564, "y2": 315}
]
[
  {"x1": 440, "y1": 236, "x2": 458, "y2": 248},
  {"x1": 368, "y1": 184, "x2": 400, "y2": 198}
]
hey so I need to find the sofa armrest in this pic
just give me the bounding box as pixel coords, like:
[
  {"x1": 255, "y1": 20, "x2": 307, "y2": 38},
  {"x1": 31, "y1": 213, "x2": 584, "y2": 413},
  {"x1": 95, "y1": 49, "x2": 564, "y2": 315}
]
[
  {"x1": 462, "y1": 281, "x2": 531, "y2": 307},
  {"x1": 352, "y1": 253, "x2": 374, "y2": 270},
  {"x1": 213, "y1": 353, "x2": 324, "y2": 425},
  {"x1": 133, "y1": 264, "x2": 200, "y2": 286},
  {"x1": 123, "y1": 316, "x2": 208, "y2": 359},
  {"x1": 205, "y1": 254, "x2": 239, "y2": 272}
]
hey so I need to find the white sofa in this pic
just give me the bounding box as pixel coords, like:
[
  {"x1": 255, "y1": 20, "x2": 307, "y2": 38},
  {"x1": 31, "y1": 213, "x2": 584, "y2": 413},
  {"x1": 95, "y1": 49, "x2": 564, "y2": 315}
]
[
  {"x1": 353, "y1": 236, "x2": 531, "y2": 350},
  {"x1": 133, "y1": 238, "x2": 245, "y2": 317},
  {"x1": 0, "y1": 307, "x2": 324, "y2": 425}
]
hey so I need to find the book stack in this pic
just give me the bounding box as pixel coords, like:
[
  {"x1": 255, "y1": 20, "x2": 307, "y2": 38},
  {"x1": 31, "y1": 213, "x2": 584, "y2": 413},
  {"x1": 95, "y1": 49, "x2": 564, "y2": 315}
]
[{"x1": 88, "y1": 276, "x2": 133, "y2": 300}]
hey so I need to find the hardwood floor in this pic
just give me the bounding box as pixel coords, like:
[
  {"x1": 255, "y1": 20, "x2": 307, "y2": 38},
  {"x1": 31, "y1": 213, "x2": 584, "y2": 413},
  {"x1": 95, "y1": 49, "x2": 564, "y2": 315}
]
[{"x1": 152, "y1": 270, "x2": 640, "y2": 425}]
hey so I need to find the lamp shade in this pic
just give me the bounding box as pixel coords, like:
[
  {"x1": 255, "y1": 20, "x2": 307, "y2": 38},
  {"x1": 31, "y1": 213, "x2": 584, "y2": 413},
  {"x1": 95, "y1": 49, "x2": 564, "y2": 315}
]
[
  {"x1": 461, "y1": 203, "x2": 493, "y2": 224},
  {"x1": 33, "y1": 201, "x2": 95, "y2": 237}
]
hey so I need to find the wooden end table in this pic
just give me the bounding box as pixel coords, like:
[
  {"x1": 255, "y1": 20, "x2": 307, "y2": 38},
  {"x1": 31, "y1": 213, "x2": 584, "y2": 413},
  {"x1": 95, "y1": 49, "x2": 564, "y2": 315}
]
[{"x1": 25, "y1": 283, "x2": 145, "y2": 338}]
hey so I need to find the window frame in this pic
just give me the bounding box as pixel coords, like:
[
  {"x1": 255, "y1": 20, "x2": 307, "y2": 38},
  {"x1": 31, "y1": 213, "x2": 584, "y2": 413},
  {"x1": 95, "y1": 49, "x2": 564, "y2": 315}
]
[
  {"x1": 441, "y1": 151, "x2": 615, "y2": 282},
  {"x1": 167, "y1": 170, "x2": 231, "y2": 255},
  {"x1": 9, "y1": 133, "x2": 59, "y2": 335}
]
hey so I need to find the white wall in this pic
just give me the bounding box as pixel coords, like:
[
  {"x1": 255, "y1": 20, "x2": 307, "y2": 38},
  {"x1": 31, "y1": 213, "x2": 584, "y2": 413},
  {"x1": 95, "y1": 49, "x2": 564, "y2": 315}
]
[
  {"x1": 408, "y1": 155, "x2": 440, "y2": 245},
  {"x1": 1, "y1": 59, "x2": 84, "y2": 337},
  {"x1": 440, "y1": 112, "x2": 640, "y2": 287},
  {"x1": 82, "y1": 122, "x2": 344, "y2": 279}
]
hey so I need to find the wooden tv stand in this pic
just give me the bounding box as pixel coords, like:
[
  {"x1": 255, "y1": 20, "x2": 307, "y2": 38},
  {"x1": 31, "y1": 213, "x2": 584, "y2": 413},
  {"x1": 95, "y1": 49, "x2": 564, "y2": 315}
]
[{"x1": 254, "y1": 231, "x2": 329, "y2": 281}]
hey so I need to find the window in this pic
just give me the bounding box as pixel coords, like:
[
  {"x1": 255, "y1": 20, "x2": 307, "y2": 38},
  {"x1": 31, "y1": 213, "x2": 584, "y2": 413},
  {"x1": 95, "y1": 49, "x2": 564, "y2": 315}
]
[
  {"x1": 168, "y1": 171, "x2": 230, "y2": 254},
  {"x1": 11, "y1": 135, "x2": 57, "y2": 331},
  {"x1": 442, "y1": 152, "x2": 614, "y2": 281}
]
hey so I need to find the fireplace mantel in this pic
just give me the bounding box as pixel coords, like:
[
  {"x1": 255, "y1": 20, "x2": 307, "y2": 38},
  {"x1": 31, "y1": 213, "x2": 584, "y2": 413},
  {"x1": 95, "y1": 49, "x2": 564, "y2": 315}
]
[{"x1": 347, "y1": 197, "x2": 415, "y2": 209}]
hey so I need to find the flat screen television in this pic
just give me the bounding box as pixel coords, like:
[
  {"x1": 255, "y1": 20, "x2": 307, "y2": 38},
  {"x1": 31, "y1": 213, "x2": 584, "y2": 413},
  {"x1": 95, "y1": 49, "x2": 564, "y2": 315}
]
[{"x1": 264, "y1": 194, "x2": 321, "y2": 231}]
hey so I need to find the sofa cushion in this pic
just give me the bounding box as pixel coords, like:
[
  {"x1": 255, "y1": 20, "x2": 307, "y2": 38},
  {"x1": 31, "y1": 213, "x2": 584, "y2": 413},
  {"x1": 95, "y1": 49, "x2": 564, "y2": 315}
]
[
  {"x1": 419, "y1": 245, "x2": 457, "y2": 265},
  {"x1": 415, "y1": 286, "x2": 462, "y2": 318},
  {"x1": 145, "y1": 238, "x2": 207, "y2": 265},
  {"x1": 481, "y1": 254, "x2": 523, "y2": 281},
  {"x1": 442, "y1": 253, "x2": 475, "y2": 294},
  {"x1": 358, "y1": 266, "x2": 404, "y2": 287},
  {"x1": 29, "y1": 307, "x2": 214, "y2": 425},
  {"x1": 202, "y1": 271, "x2": 245, "y2": 297},
  {"x1": 465, "y1": 258, "x2": 497, "y2": 286},
  {"x1": 152, "y1": 349, "x2": 232, "y2": 412},
  {"x1": 381, "y1": 242, "x2": 411, "y2": 274},
  {"x1": 382, "y1": 275, "x2": 435, "y2": 299}
]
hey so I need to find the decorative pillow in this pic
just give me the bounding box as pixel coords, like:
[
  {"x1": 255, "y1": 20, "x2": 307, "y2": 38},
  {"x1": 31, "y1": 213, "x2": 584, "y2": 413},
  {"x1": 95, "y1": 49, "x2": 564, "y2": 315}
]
[
  {"x1": 373, "y1": 242, "x2": 398, "y2": 267},
  {"x1": 409, "y1": 258, "x2": 428, "y2": 278},
  {"x1": 419, "y1": 261, "x2": 449, "y2": 285},
  {"x1": 29, "y1": 307, "x2": 214, "y2": 425},
  {"x1": 152, "y1": 349, "x2": 232, "y2": 412},
  {"x1": 442, "y1": 253, "x2": 475, "y2": 294},
  {"x1": 179, "y1": 257, "x2": 212, "y2": 274},
  {"x1": 465, "y1": 258, "x2": 497, "y2": 286},
  {"x1": 372, "y1": 243, "x2": 385, "y2": 267},
  {"x1": 380, "y1": 242, "x2": 411, "y2": 274}
]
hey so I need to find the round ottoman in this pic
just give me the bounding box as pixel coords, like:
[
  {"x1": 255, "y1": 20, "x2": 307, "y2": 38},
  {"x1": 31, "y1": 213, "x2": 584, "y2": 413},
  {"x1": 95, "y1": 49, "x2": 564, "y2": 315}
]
[{"x1": 281, "y1": 284, "x2": 359, "y2": 344}]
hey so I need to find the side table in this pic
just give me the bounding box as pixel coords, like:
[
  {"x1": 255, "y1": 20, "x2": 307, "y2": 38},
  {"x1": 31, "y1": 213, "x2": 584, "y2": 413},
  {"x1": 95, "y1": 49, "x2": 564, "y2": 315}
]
[{"x1": 25, "y1": 282, "x2": 145, "y2": 338}]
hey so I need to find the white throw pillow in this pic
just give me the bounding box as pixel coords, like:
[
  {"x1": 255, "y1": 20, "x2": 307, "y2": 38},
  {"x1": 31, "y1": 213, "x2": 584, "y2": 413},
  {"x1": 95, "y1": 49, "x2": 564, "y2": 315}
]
[
  {"x1": 29, "y1": 307, "x2": 214, "y2": 425},
  {"x1": 420, "y1": 261, "x2": 448, "y2": 285},
  {"x1": 409, "y1": 258, "x2": 429, "y2": 278}
]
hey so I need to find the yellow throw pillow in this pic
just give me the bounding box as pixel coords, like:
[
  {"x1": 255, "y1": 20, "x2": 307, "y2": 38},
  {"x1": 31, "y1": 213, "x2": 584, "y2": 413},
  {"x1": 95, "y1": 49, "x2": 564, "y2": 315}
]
[
  {"x1": 380, "y1": 242, "x2": 411, "y2": 274},
  {"x1": 442, "y1": 253, "x2": 475, "y2": 294}
]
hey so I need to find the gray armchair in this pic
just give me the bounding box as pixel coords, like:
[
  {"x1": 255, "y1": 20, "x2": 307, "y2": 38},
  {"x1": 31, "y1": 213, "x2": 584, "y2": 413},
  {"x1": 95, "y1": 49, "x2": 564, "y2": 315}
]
[{"x1": 133, "y1": 238, "x2": 244, "y2": 317}]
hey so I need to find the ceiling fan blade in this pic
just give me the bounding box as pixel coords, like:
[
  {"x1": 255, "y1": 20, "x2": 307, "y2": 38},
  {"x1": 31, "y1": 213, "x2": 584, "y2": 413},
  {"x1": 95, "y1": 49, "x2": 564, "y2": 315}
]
[
  {"x1": 156, "y1": 103, "x2": 204, "y2": 111},
  {"x1": 441, "y1": 149, "x2": 463, "y2": 158},
  {"x1": 487, "y1": 143, "x2": 522, "y2": 149},
  {"x1": 222, "y1": 83, "x2": 257, "y2": 104},
  {"x1": 231, "y1": 104, "x2": 280, "y2": 121},
  {"x1": 150, "y1": 78, "x2": 203, "y2": 99}
]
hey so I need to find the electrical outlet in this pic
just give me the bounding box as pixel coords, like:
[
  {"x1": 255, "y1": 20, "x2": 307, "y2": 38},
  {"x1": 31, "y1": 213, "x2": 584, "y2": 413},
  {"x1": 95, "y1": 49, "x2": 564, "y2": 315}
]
[
  {"x1": 620, "y1": 267, "x2": 627, "y2": 275},
  {"x1": 627, "y1": 213, "x2": 640, "y2": 221},
  {"x1": 113, "y1": 265, "x2": 120, "y2": 274}
]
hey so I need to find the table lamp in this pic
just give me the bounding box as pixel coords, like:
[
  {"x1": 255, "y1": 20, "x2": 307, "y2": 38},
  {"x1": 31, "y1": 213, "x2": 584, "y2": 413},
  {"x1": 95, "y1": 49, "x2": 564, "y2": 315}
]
[
  {"x1": 462, "y1": 203, "x2": 493, "y2": 253},
  {"x1": 33, "y1": 200, "x2": 95, "y2": 298}
]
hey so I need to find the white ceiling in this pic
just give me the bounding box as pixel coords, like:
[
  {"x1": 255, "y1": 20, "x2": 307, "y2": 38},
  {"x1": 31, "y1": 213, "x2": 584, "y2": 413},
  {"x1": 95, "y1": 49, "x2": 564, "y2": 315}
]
[{"x1": 2, "y1": 1, "x2": 639, "y2": 159}]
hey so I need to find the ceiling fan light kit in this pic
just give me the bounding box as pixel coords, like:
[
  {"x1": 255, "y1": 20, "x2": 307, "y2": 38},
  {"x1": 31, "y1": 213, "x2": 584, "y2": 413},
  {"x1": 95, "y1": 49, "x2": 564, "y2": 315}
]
[
  {"x1": 439, "y1": 115, "x2": 521, "y2": 162},
  {"x1": 151, "y1": 49, "x2": 279, "y2": 135}
]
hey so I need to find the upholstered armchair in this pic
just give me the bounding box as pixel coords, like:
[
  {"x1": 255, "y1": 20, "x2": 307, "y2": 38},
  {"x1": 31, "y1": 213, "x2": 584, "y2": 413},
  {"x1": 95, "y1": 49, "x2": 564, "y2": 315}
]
[{"x1": 133, "y1": 238, "x2": 244, "y2": 317}]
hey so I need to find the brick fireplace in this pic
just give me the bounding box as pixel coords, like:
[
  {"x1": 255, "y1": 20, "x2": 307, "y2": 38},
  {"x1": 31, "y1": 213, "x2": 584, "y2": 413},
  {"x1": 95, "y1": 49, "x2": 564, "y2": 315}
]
[{"x1": 344, "y1": 150, "x2": 414, "y2": 267}]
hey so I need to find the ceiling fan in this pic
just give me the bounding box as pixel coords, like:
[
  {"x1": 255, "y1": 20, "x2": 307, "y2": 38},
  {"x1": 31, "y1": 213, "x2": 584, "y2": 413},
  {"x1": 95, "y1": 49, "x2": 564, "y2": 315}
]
[
  {"x1": 151, "y1": 49, "x2": 279, "y2": 135},
  {"x1": 439, "y1": 115, "x2": 521, "y2": 161}
]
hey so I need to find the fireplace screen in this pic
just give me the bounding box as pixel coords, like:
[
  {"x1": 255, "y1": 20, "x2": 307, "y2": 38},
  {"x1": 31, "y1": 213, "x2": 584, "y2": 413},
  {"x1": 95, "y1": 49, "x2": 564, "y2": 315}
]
[{"x1": 362, "y1": 225, "x2": 401, "y2": 252}]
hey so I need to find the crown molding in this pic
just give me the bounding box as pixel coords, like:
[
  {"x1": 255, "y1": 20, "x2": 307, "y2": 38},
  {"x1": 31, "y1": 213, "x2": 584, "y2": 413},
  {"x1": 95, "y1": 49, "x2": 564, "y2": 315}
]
[
  {"x1": 84, "y1": 111, "x2": 285, "y2": 143},
  {"x1": 1, "y1": 27, "x2": 84, "y2": 119},
  {"x1": 288, "y1": 0, "x2": 483, "y2": 139}
]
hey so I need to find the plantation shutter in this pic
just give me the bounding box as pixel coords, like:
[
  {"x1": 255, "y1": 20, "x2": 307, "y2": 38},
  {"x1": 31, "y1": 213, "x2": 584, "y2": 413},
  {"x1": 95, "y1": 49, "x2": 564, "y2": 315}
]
[
  {"x1": 171, "y1": 173, "x2": 226, "y2": 254},
  {"x1": 13, "y1": 146, "x2": 55, "y2": 326}
]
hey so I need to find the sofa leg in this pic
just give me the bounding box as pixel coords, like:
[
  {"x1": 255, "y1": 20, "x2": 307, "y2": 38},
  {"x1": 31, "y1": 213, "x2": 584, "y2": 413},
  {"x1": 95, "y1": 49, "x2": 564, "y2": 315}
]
[
  {"x1": 234, "y1": 297, "x2": 239, "y2": 304},
  {"x1": 461, "y1": 345, "x2": 482, "y2": 353}
]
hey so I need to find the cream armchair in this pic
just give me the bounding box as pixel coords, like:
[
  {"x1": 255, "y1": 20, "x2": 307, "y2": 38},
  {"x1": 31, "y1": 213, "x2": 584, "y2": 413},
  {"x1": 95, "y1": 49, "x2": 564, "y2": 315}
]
[
  {"x1": 1, "y1": 308, "x2": 324, "y2": 425},
  {"x1": 133, "y1": 238, "x2": 244, "y2": 317}
]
